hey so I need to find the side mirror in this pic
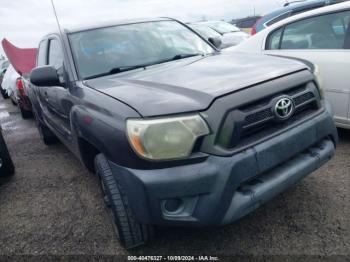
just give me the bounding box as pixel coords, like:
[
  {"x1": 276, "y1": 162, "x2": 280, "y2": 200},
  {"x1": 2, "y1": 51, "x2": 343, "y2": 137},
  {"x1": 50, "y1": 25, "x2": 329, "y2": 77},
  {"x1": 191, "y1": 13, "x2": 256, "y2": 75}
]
[
  {"x1": 208, "y1": 37, "x2": 222, "y2": 49},
  {"x1": 30, "y1": 66, "x2": 61, "y2": 87}
]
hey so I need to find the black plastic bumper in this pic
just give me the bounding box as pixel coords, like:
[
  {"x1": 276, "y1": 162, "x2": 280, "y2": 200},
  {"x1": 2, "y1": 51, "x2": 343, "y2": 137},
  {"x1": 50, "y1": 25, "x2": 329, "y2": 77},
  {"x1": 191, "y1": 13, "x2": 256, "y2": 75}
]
[{"x1": 108, "y1": 102, "x2": 337, "y2": 226}]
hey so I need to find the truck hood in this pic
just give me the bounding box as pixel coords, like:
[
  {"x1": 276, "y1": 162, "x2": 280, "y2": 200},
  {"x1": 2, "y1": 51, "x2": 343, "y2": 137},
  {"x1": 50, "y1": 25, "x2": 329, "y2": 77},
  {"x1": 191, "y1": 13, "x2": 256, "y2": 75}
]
[{"x1": 85, "y1": 52, "x2": 307, "y2": 117}]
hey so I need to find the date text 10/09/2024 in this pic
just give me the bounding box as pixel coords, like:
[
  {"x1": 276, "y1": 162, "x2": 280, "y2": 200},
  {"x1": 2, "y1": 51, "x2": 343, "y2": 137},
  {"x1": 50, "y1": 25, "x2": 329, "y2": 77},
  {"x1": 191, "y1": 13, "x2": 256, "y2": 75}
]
[{"x1": 127, "y1": 256, "x2": 219, "y2": 261}]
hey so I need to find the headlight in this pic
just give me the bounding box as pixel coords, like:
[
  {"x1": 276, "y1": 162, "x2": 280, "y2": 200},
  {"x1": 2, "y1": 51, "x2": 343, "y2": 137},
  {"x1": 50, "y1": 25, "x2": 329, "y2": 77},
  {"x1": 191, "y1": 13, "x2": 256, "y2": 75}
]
[
  {"x1": 126, "y1": 115, "x2": 210, "y2": 160},
  {"x1": 314, "y1": 64, "x2": 324, "y2": 98}
]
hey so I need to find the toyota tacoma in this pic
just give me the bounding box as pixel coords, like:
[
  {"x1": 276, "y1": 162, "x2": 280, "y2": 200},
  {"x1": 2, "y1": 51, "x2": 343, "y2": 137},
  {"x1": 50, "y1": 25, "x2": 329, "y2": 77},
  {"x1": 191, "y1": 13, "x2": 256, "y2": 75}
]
[{"x1": 27, "y1": 18, "x2": 338, "y2": 249}]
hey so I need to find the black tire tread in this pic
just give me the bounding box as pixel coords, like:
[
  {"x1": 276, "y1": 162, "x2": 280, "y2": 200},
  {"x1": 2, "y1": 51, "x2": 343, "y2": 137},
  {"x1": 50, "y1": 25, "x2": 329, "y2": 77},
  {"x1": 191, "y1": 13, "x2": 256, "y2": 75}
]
[
  {"x1": 19, "y1": 105, "x2": 32, "y2": 119},
  {"x1": 95, "y1": 154, "x2": 154, "y2": 249},
  {"x1": 0, "y1": 87, "x2": 9, "y2": 99},
  {"x1": 0, "y1": 130, "x2": 15, "y2": 177}
]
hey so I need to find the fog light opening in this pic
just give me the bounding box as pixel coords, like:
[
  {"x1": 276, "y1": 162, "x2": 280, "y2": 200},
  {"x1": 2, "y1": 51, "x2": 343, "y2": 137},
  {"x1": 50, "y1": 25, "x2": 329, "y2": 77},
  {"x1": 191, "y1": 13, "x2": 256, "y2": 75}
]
[{"x1": 163, "y1": 198, "x2": 184, "y2": 214}]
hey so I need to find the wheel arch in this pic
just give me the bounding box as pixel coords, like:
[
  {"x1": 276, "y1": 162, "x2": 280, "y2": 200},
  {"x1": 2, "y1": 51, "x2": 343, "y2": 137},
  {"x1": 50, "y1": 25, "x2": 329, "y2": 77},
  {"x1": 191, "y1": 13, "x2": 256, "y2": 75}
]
[
  {"x1": 70, "y1": 106, "x2": 112, "y2": 172},
  {"x1": 77, "y1": 136, "x2": 101, "y2": 172}
]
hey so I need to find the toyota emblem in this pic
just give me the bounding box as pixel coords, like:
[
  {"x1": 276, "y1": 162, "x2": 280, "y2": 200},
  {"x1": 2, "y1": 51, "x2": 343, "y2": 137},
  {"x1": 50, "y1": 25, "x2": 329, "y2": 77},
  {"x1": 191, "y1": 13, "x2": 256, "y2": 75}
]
[{"x1": 274, "y1": 97, "x2": 294, "y2": 120}]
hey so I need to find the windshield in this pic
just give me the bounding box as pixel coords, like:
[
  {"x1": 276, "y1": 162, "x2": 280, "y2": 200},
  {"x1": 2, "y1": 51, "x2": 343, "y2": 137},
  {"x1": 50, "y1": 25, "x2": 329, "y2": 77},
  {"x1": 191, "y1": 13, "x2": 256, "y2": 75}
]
[
  {"x1": 207, "y1": 21, "x2": 240, "y2": 34},
  {"x1": 69, "y1": 20, "x2": 215, "y2": 79},
  {"x1": 191, "y1": 25, "x2": 221, "y2": 39}
]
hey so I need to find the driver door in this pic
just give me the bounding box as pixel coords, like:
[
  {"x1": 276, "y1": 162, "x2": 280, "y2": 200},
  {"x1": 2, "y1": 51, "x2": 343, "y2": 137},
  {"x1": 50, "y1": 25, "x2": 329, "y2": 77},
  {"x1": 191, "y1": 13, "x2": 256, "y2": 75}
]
[
  {"x1": 35, "y1": 39, "x2": 59, "y2": 127},
  {"x1": 45, "y1": 37, "x2": 73, "y2": 140}
]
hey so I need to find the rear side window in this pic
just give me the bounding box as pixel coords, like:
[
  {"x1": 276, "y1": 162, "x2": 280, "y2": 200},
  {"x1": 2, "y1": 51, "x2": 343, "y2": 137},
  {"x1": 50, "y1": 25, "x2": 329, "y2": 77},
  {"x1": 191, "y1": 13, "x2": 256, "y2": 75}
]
[
  {"x1": 48, "y1": 39, "x2": 63, "y2": 69},
  {"x1": 267, "y1": 28, "x2": 283, "y2": 50},
  {"x1": 267, "y1": 11, "x2": 350, "y2": 50},
  {"x1": 37, "y1": 41, "x2": 47, "y2": 66}
]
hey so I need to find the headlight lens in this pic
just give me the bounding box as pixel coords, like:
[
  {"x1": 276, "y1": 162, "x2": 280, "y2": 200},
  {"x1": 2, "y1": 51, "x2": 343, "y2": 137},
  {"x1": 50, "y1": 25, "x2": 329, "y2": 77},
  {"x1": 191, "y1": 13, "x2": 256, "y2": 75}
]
[
  {"x1": 126, "y1": 115, "x2": 210, "y2": 160},
  {"x1": 314, "y1": 65, "x2": 324, "y2": 98}
]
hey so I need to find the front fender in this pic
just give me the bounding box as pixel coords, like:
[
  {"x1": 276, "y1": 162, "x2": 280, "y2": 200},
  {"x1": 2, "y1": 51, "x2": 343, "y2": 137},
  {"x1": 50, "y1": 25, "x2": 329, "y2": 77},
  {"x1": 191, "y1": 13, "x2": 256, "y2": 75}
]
[{"x1": 69, "y1": 102, "x2": 141, "y2": 167}]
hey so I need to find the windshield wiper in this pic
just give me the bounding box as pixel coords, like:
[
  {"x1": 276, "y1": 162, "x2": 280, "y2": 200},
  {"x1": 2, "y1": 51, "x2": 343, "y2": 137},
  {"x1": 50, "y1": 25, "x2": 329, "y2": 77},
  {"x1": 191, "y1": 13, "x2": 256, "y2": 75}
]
[
  {"x1": 108, "y1": 54, "x2": 203, "y2": 75},
  {"x1": 109, "y1": 65, "x2": 147, "y2": 75},
  {"x1": 171, "y1": 53, "x2": 204, "y2": 61},
  {"x1": 84, "y1": 64, "x2": 149, "y2": 80},
  {"x1": 83, "y1": 54, "x2": 205, "y2": 80}
]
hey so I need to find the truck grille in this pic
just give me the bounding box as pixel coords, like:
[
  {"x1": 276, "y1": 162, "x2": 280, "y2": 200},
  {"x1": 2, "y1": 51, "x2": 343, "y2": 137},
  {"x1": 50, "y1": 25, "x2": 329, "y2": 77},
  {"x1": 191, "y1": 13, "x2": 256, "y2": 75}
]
[
  {"x1": 243, "y1": 91, "x2": 316, "y2": 130},
  {"x1": 217, "y1": 83, "x2": 321, "y2": 150},
  {"x1": 245, "y1": 108, "x2": 274, "y2": 126}
]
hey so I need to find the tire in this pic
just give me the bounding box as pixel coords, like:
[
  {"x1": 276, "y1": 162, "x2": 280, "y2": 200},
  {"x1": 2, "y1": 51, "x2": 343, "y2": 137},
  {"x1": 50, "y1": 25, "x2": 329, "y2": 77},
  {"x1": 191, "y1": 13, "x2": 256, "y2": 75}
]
[
  {"x1": 11, "y1": 98, "x2": 16, "y2": 106},
  {"x1": 33, "y1": 110, "x2": 57, "y2": 145},
  {"x1": 0, "y1": 87, "x2": 9, "y2": 99},
  {"x1": 0, "y1": 130, "x2": 15, "y2": 177},
  {"x1": 95, "y1": 154, "x2": 154, "y2": 249},
  {"x1": 19, "y1": 105, "x2": 32, "y2": 119}
]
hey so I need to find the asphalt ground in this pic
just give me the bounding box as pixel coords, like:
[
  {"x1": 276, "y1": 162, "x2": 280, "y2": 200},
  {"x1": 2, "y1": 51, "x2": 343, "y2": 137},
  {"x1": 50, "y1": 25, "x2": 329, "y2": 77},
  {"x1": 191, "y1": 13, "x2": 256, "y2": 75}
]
[{"x1": 0, "y1": 96, "x2": 349, "y2": 259}]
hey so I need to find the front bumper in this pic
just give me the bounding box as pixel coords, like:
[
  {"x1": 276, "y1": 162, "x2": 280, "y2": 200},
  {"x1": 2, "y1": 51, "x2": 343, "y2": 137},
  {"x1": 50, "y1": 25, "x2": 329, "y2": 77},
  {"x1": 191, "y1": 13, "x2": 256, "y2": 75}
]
[{"x1": 108, "y1": 102, "x2": 337, "y2": 226}]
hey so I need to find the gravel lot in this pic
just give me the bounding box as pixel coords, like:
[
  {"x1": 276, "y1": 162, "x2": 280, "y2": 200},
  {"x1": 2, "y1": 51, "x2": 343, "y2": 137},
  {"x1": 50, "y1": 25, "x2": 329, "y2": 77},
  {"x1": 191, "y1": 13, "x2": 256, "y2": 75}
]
[{"x1": 0, "y1": 96, "x2": 349, "y2": 257}]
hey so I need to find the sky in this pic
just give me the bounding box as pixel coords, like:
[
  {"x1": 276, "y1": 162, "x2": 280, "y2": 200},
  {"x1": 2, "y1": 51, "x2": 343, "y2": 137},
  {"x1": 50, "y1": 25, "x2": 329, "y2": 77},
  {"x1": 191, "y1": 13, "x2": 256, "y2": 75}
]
[{"x1": 0, "y1": 0, "x2": 286, "y2": 57}]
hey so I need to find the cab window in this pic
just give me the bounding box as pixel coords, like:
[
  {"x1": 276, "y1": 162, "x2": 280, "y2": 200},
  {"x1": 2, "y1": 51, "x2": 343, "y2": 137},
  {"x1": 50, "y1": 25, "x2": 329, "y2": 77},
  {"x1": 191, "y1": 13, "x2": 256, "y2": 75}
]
[
  {"x1": 37, "y1": 41, "x2": 47, "y2": 66},
  {"x1": 48, "y1": 39, "x2": 63, "y2": 69}
]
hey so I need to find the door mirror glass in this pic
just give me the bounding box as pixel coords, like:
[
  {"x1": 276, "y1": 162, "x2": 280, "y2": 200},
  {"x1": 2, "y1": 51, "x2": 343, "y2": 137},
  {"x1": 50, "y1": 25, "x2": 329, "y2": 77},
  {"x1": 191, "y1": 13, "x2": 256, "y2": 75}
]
[{"x1": 30, "y1": 66, "x2": 61, "y2": 87}]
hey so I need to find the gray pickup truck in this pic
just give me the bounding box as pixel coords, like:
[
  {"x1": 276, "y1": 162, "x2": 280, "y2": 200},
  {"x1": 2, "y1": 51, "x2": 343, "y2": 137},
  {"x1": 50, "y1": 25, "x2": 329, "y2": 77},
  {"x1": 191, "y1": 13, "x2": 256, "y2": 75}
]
[{"x1": 27, "y1": 18, "x2": 338, "y2": 249}]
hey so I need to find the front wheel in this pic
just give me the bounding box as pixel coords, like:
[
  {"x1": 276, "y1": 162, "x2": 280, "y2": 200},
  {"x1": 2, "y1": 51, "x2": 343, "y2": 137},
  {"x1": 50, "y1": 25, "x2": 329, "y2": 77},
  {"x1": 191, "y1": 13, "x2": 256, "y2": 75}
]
[
  {"x1": 0, "y1": 87, "x2": 9, "y2": 99},
  {"x1": 95, "y1": 154, "x2": 154, "y2": 249},
  {"x1": 0, "y1": 130, "x2": 15, "y2": 177}
]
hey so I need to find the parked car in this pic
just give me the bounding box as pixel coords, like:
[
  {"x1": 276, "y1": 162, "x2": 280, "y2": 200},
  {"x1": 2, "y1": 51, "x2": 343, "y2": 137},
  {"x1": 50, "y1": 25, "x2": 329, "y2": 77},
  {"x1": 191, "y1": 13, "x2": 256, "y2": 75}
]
[
  {"x1": 28, "y1": 18, "x2": 337, "y2": 249},
  {"x1": 192, "y1": 21, "x2": 249, "y2": 46},
  {"x1": 0, "y1": 59, "x2": 9, "y2": 70},
  {"x1": 14, "y1": 77, "x2": 32, "y2": 118},
  {"x1": 1, "y1": 64, "x2": 32, "y2": 118},
  {"x1": 231, "y1": 16, "x2": 261, "y2": 34},
  {"x1": 233, "y1": 2, "x2": 350, "y2": 129},
  {"x1": 188, "y1": 24, "x2": 233, "y2": 49},
  {"x1": 251, "y1": 0, "x2": 343, "y2": 35},
  {"x1": 1, "y1": 64, "x2": 19, "y2": 103},
  {"x1": 0, "y1": 60, "x2": 10, "y2": 99},
  {"x1": 0, "y1": 125, "x2": 15, "y2": 177},
  {"x1": 0, "y1": 60, "x2": 9, "y2": 71}
]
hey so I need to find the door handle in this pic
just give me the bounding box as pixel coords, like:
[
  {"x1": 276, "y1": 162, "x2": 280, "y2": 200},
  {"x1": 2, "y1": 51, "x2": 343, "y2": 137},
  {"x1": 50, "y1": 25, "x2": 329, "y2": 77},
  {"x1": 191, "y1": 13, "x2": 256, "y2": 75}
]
[{"x1": 44, "y1": 91, "x2": 49, "y2": 102}]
